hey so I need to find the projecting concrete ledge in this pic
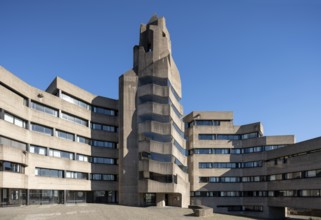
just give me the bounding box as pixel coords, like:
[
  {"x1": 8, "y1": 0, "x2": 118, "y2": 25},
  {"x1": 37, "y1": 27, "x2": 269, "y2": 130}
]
[{"x1": 189, "y1": 205, "x2": 213, "y2": 217}]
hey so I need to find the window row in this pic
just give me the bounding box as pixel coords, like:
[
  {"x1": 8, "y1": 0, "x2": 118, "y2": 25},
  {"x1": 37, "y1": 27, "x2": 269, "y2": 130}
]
[
  {"x1": 92, "y1": 122, "x2": 117, "y2": 133},
  {"x1": 217, "y1": 206, "x2": 263, "y2": 212},
  {"x1": 77, "y1": 136, "x2": 117, "y2": 148},
  {"x1": 187, "y1": 120, "x2": 222, "y2": 128},
  {"x1": 169, "y1": 99, "x2": 183, "y2": 119},
  {"x1": 191, "y1": 189, "x2": 321, "y2": 198},
  {"x1": 138, "y1": 114, "x2": 170, "y2": 123},
  {"x1": 199, "y1": 132, "x2": 259, "y2": 141},
  {"x1": 199, "y1": 169, "x2": 321, "y2": 183},
  {"x1": 4, "y1": 112, "x2": 27, "y2": 128},
  {"x1": 61, "y1": 112, "x2": 87, "y2": 126},
  {"x1": 199, "y1": 161, "x2": 262, "y2": 169},
  {"x1": 32, "y1": 101, "x2": 115, "y2": 128},
  {"x1": 140, "y1": 151, "x2": 188, "y2": 173},
  {"x1": 191, "y1": 145, "x2": 285, "y2": 155},
  {"x1": 0, "y1": 135, "x2": 27, "y2": 151},
  {"x1": 30, "y1": 146, "x2": 117, "y2": 164},
  {"x1": 143, "y1": 132, "x2": 187, "y2": 157},
  {"x1": 30, "y1": 145, "x2": 116, "y2": 159},
  {"x1": 138, "y1": 75, "x2": 181, "y2": 102},
  {"x1": 35, "y1": 167, "x2": 117, "y2": 180},
  {"x1": 172, "y1": 121, "x2": 185, "y2": 139},
  {"x1": 29, "y1": 123, "x2": 117, "y2": 147},
  {"x1": 0, "y1": 161, "x2": 25, "y2": 173},
  {"x1": 61, "y1": 92, "x2": 117, "y2": 116},
  {"x1": 139, "y1": 171, "x2": 177, "y2": 183},
  {"x1": 31, "y1": 101, "x2": 58, "y2": 117},
  {"x1": 266, "y1": 148, "x2": 321, "y2": 166}
]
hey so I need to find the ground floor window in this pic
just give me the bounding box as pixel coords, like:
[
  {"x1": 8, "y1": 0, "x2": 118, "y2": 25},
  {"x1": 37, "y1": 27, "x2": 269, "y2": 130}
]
[
  {"x1": 87, "y1": 191, "x2": 117, "y2": 204},
  {"x1": 144, "y1": 193, "x2": 156, "y2": 206},
  {"x1": 29, "y1": 190, "x2": 64, "y2": 205},
  {"x1": 0, "y1": 188, "x2": 27, "y2": 206},
  {"x1": 66, "y1": 191, "x2": 87, "y2": 203}
]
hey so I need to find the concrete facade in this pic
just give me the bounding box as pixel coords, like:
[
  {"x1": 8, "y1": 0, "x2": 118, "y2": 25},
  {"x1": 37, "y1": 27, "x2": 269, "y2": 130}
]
[
  {"x1": 119, "y1": 16, "x2": 189, "y2": 208},
  {"x1": 184, "y1": 111, "x2": 321, "y2": 219},
  {"x1": 0, "y1": 15, "x2": 321, "y2": 219}
]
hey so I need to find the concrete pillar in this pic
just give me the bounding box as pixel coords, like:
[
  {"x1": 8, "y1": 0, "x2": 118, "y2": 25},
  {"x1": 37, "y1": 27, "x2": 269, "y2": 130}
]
[
  {"x1": 27, "y1": 98, "x2": 32, "y2": 108},
  {"x1": 58, "y1": 89, "x2": 62, "y2": 98},
  {"x1": 58, "y1": 109, "x2": 62, "y2": 118},
  {"x1": 26, "y1": 189, "x2": 30, "y2": 205},
  {"x1": 63, "y1": 190, "x2": 67, "y2": 204},
  {"x1": 156, "y1": 193, "x2": 166, "y2": 207},
  {"x1": 0, "y1": 108, "x2": 4, "y2": 119}
]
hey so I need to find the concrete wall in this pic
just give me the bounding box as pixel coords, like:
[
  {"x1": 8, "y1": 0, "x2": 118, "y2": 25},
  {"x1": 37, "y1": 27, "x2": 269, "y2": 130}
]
[{"x1": 0, "y1": 66, "x2": 119, "y2": 200}]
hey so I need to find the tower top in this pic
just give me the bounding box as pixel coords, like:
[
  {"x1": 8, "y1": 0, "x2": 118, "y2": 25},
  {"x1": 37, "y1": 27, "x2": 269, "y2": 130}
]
[{"x1": 148, "y1": 14, "x2": 159, "y2": 23}]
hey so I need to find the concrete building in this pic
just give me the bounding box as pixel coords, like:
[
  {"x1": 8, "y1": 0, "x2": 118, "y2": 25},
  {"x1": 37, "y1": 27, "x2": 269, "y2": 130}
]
[
  {"x1": 185, "y1": 112, "x2": 321, "y2": 219},
  {"x1": 0, "y1": 15, "x2": 321, "y2": 219},
  {"x1": 118, "y1": 15, "x2": 189, "y2": 208}
]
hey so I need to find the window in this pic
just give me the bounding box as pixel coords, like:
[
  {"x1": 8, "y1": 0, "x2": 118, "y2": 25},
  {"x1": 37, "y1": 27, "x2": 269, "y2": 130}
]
[
  {"x1": 169, "y1": 100, "x2": 183, "y2": 118},
  {"x1": 217, "y1": 134, "x2": 240, "y2": 140},
  {"x1": 49, "y1": 149, "x2": 74, "y2": 160},
  {"x1": 0, "y1": 161, "x2": 24, "y2": 173},
  {"x1": 220, "y1": 191, "x2": 240, "y2": 197},
  {"x1": 91, "y1": 157, "x2": 116, "y2": 165},
  {"x1": 61, "y1": 112, "x2": 87, "y2": 126},
  {"x1": 214, "y1": 149, "x2": 229, "y2": 154},
  {"x1": 173, "y1": 140, "x2": 187, "y2": 156},
  {"x1": 65, "y1": 171, "x2": 88, "y2": 179},
  {"x1": 241, "y1": 132, "x2": 258, "y2": 139},
  {"x1": 29, "y1": 145, "x2": 47, "y2": 155},
  {"x1": 0, "y1": 136, "x2": 27, "y2": 150},
  {"x1": 92, "y1": 106, "x2": 117, "y2": 116},
  {"x1": 35, "y1": 168, "x2": 63, "y2": 178},
  {"x1": 31, "y1": 101, "x2": 58, "y2": 117},
  {"x1": 195, "y1": 120, "x2": 220, "y2": 126},
  {"x1": 61, "y1": 93, "x2": 91, "y2": 110},
  {"x1": 92, "y1": 140, "x2": 116, "y2": 148},
  {"x1": 90, "y1": 174, "x2": 116, "y2": 181},
  {"x1": 140, "y1": 152, "x2": 187, "y2": 173},
  {"x1": 76, "y1": 154, "x2": 89, "y2": 162},
  {"x1": 77, "y1": 136, "x2": 91, "y2": 145},
  {"x1": 199, "y1": 161, "x2": 262, "y2": 169},
  {"x1": 285, "y1": 172, "x2": 301, "y2": 180},
  {"x1": 31, "y1": 123, "x2": 53, "y2": 136},
  {"x1": 4, "y1": 112, "x2": 26, "y2": 128},
  {"x1": 139, "y1": 95, "x2": 169, "y2": 105},
  {"x1": 199, "y1": 134, "x2": 215, "y2": 140},
  {"x1": 56, "y1": 130, "x2": 74, "y2": 141},
  {"x1": 265, "y1": 145, "x2": 283, "y2": 151},
  {"x1": 221, "y1": 177, "x2": 240, "y2": 183},
  {"x1": 305, "y1": 170, "x2": 317, "y2": 178},
  {"x1": 209, "y1": 177, "x2": 220, "y2": 183},
  {"x1": 194, "y1": 148, "x2": 212, "y2": 154},
  {"x1": 172, "y1": 122, "x2": 185, "y2": 138},
  {"x1": 300, "y1": 189, "x2": 320, "y2": 197},
  {"x1": 269, "y1": 174, "x2": 283, "y2": 181},
  {"x1": 199, "y1": 163, "x2": 212, "y2": 169},
  {"x1": 91, "y1": 123, "x2": 117, "y2": 133},
  {"x1": 230, "y1": 148, "x2": 241, "y2": 154}
]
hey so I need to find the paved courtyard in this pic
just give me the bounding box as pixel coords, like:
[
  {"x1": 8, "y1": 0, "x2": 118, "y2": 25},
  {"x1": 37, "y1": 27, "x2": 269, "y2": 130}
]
[
  {"x1": 0, "y1": 204, "x2": 256, "y2": 220},
  {"x1": 0, "y1": 204, "x2": 320, "y2": 220}
]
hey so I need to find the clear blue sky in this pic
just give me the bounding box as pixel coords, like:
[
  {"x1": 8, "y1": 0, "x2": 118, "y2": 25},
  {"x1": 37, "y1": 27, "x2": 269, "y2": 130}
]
[{"x1": 1, "y1": 0, "x2": 320, "y2": 142}]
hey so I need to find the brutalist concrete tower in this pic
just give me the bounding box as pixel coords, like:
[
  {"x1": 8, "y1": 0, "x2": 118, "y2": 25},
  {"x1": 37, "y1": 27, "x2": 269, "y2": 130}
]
[{"x1": 119, "y1": 15, "x2": 190, "y2": 207}]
